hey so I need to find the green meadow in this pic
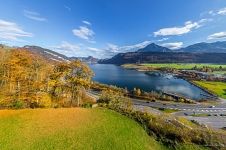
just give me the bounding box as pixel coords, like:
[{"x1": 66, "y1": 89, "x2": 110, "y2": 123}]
[
  {"x1": 0, "y1": 108, "x2": 167, "y2": 150},
  {"x1": 194, "y1": 81, "x2": 226, "y2": 99},
  {"x1": 0, "y1": 108, "x2": 207, "y2": 150},
  {"x1": 123, "y1": 63, "x2": 226, "y2": 70},
  {"x1": 142, "y1": 63, "x2": 226, "y2": 70}
]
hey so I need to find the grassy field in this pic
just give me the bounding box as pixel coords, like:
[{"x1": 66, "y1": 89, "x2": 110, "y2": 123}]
[
  {"x1": 211, "y1": 71, "x2": 226, "y2": 75},
  {"x1": 0, "y1": 108, "x2": 168, "y2": 150},
  {"x1": 0, "y1": 108, "x2": 207, "y2": 150},
  {"x1": 142, "y1": 63, "x2": 226, "y2": 70},
  {"x1": 194, "y1": 81, "x2": 226, "y2": 99},
  {"x1": 123, "y1": 63, "x2": 226, "y2": 70}
]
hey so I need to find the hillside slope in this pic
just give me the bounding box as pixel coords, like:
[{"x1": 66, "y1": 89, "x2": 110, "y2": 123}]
[
  {"x1": 0, "y1": 108, "x2": 167, "y2": 150},
  {"x1": 24, "y1": 46, "x2": 70, "y2": 62},
  {"x1": 99, "y1": 52, "x2": 226, "y2": 65},
  {"x1": 181, "y1": 41, "x2": 226, "y2": 53}
]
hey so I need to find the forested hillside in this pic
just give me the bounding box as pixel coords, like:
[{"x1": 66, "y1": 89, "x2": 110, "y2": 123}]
[
  {"x1": 99, "y1": 52, "x2": 226, "y2": 65},
  {"x1": 0, "y1": 48, "x2": 94, "y2": 108}
]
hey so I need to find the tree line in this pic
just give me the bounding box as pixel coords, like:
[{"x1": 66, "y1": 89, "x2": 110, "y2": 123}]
[{"x1": 0, "y1": 48, "x2": 93, "y2": 108}]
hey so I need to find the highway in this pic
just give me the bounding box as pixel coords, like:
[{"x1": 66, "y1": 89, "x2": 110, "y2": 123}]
[
  {"x1": 88, "y1": 90, "x2": 226, "y2": 129},
  {"x1": 132, "y1": 98, "x2": 226, "y2": 129}
]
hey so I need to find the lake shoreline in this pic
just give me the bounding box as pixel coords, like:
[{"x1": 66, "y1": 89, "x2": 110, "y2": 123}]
[
  {"x1": 122, "y1": 64, "x2": 220, "y2": 100},
  {"x1": 90, "y1": 64, "x2": 214, "y2": 101}
]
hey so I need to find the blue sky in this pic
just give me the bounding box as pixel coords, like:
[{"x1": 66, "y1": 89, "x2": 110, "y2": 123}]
[{"x1": 0, "y1": 0, "x2": 226, "y2": 58}]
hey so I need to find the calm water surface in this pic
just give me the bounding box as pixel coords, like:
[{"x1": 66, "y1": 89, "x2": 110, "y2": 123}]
[{"x1": 90, "y1": 64, "x2": 211, "y2": 100}]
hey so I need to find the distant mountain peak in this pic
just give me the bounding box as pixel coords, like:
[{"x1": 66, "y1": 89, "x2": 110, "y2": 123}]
[
  {"x1": 137, "y1": 43, "x2": 171, "y2": 52},
  {"x1": 181, "y1": 41, "x2": 226, "y2": 53}
]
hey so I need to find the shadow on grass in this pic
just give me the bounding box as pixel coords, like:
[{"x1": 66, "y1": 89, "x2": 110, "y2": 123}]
[{"x1": 223, "y1": 89, "x2": 226, "y2": 95}]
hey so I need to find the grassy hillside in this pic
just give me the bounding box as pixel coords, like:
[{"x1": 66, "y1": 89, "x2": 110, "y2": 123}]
[
  {"x1": 0, "y1": 108, "x2": 167, "y2": 150},
  {"x1": 194, "y1": 81, "x2": 226, "y2": 99}
]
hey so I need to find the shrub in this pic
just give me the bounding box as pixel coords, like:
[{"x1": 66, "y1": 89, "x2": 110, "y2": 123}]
[
  {"x1": 81, "y1": 103, "x2": 92, "y2": 108},
  {"x1": 11, "y1": 100, "x2": 25, "y2": 109},
  {"x1": 37, "y1": 92, "x2": 52, "y2": 108}
]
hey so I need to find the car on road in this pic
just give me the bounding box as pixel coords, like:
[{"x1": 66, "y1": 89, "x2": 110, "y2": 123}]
[
  {"x1": 209, "y1": 105, "x2": 215, "y2": 108},
  {"x1": 184, "y1": 113, "x2": 188, "y2": 116}
]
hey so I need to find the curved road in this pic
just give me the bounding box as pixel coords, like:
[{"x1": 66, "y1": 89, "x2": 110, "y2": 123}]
[
  {"x1": 88, "y1": 90, "x2": 226, "y2": 129},
  {"x1": 132, "y1": 98, "x2": 226, "y2": 129}
]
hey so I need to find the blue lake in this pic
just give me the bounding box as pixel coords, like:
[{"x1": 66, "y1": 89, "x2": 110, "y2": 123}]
[{"x1": 90, "y1": 64, "x2": 212, "y2": 100}]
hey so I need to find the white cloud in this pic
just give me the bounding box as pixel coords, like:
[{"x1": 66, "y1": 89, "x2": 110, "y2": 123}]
[
  {"x1": 199, "y1": 18, "x2": 212, "y2": 23},
  {"x1": 53, "y1": 41, "x2": 104, "y2": 57},
  {"x1": 54, "y1": 41, "x2": 81, "y2": 56},
  {"x1": 207, "y1": 32, "x2": 226, "y2": 40},
  {"x1": 72, "y1": 26, "x2": 95, "y2": 42},
  {"x1": 86, "y1": 47, "x2": 102, "y2": 52},
  {"x1": 122, "y1": 41, "x2": 152, "y2": 51},
  {"x1": 207, "y1": 7, "x2": 226, "y2": 16},
  {"x1": 106, "y1": 43, "x2": 120, "y2": 53},
  {"x1": 24, "y1": 10, "x2": 47, "y2": 22},
  {"x1": 0, "y1": 19, "x2": 33, "y2": 41},
  {"x1": 161, "y1": 42, "x2": 183, "y2": 50},
  {"x1": 217, "y1": 7, "x2": 226, "y2": 15},
  {"x1": 208, "y1": 10, "x2": 214, "y2": 15},
  {"x1": 158, "y1": 38, "x2": 169, "y2": 42},
  {"x1": 53, "y1": 41, "x2": 152, "y2": 58},
  {"x1": 82, "y1": 20, "x2": 91, "y2": 26},
  {"x1": 64, "y1": 5, "x2": 71, "y2": 11},
  {"x1": 106, "y1": 41, "x2": 152, "y2": 55},
  {"x1": 154, "y1": 19, "x2": 210, "y2": 37}
]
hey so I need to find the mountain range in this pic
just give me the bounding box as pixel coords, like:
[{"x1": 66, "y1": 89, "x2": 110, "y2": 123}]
[
  {"x1": 180, "y1": 41, "x2": 226, "y2": 53},
  {"x1": 137, "y1": 41, "x2": 226, "y2": 53},
  {"x1": 99, "y1": 41, "x2": 226, "y2": 64},
  {"x1": 1, "y1": 41, "x2": 226, "y2": 64}
]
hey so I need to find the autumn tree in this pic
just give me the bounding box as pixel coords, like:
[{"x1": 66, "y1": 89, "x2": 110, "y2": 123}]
[
  {"x1": 49, "y1": 60, "x2": 93, "y2": 106},
  {"x1": 49, "y1": 62, "x2": 70, "y2": 105},
  {"x1": 65, "y1": 60, "x2": 93, "y2": 106},
  {"x1": 133, "y1": 88, "x2": 141, "y2": 96},
  {"x1": 0, "y1": 48, "x2": 93, "y2": 108},
  {"x1": 0, "y1": 48, "x2": 54, "y2": 108}
]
